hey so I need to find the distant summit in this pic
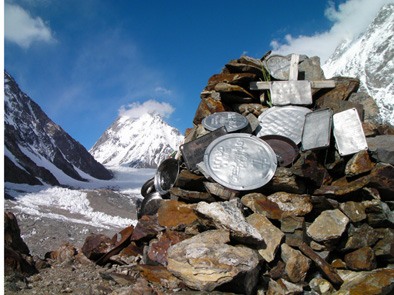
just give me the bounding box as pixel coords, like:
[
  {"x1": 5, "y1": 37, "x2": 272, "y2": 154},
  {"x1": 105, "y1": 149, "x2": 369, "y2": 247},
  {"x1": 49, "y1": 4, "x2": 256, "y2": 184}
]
[
  {"x1": 323, "y1": 3, "x2": 394, "y2": 126},
  {"x1": 4, "y1": 71, "x2": 113, "y2": 186},
  {"x1": 90, "y1": 112, "x2": 184, "y2": 168}
]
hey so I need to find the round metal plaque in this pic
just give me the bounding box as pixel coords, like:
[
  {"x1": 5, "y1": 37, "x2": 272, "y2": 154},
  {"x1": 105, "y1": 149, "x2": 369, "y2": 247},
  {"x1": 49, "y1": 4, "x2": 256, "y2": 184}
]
[
  {"x1": 138, "y1": 192, "x2": 163, "y2": 219},
  {"x1": 154, "y1": 158, "x2": 179, "y2": 196},
  {"x1": 264, "y1": 55, "x2": 291, "y2": 80},
  {"x1": 204, "y1": 134, "x2": 277, "y2": 191},
  {"x1": 260, "y1": 135, "x2": 299, "y2": 167},
  {"x1": 256, "y1": 106, "x2": 312, "y2": 144},
  {"x1": 202, "y1": 112, "x2": 249, "y2": 133}
]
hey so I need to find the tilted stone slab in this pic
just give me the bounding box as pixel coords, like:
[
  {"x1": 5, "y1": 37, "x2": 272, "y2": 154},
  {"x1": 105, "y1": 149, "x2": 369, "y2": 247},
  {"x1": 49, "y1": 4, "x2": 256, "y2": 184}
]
[{"x1": 307, "y1": 209, "x2": 349, "y2": 242}]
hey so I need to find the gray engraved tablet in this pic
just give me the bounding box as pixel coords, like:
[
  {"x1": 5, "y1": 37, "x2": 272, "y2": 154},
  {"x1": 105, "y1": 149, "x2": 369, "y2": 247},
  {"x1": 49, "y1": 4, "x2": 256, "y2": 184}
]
[
  {"x1": 204, "y1": 134, "x2": 277, "y2": 190},
  {"x1": 302, "y1": 108, "x2": 333, "y2": 151},
  {"x1": 264, "y1": 55, "x2": 291, "y2": 80},
  {"x1": 202, "y1": 112, "x2": 249, "y2": 133},
  {"x1": 333, "y1": 108, "x2": 368, "y2": 156},
  {"x1": 256, "y1": 106, "x2": 312, "y2": 144}
]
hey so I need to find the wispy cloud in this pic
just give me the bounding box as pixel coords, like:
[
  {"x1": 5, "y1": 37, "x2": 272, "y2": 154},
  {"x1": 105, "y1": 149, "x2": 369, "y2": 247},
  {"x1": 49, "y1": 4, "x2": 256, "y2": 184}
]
[
  {"x1": 5, "y1": 2, "x2": 56, "y2": 48},
  {"x1": 270, "y1": 0, "x2": 393, "y2": 62},
  {"x1": 119, "y1": 99, "x2": 175, "y2": 119}
]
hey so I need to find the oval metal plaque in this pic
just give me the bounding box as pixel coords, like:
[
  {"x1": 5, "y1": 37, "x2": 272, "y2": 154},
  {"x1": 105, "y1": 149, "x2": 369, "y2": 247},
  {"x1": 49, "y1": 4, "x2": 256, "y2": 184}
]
[
  {"x1": 204, "y1": 134, "x2": 277, "y2": 190},
  {"x1": 202, "y1": 112, "x2": 249, "y2": 133}
]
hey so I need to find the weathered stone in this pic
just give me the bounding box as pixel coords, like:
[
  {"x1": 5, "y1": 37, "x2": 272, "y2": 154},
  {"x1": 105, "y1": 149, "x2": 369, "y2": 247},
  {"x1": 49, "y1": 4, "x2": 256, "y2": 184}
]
[
  {"x1": 4, "y1": 212, "x2": 30, "y2": 255},
  {"x1": 246, "y1": 213, "x2": 284, "y2": 263},
  {"x1": 369, "y1": 163, "x2": 394, "y2": 199},
  {"x1": 45, "y1": 243, "x2": 77, "y2": 263},
  {"x1": 339, "y1": 201, "x2": 367, "y2": 222},
  {"x1": 315, "y1": 76, "x2": 360, "y2": 104},
  {"x1": 147, "y1": 230, "x2": 191, "y2": 266},
  {"x1": 343, "y1": 224, "x2": 379, "y2": 251},
  {"x1": 314, "y1": 174, "x2": 370, "y2": 196},
  {"x1": 373, "y1": 228, "x2": 394, "y2": 261},
  {"x1": 214, "y1": 82, "x2": 256, "y2": 103},
  {"x1": 195, "y1": 200, "x2": 264, "y2": 245},
  {"x1": 193, "y1": 95, "x2": 228, "y2": 125},
  {"x1": 203, "y1": 181, "x2": 239, "y2": 200},
  {"x1": 115, "y1": 242, "x2": 143, "y2": 265},
  {"x1": 4, "y1": 246, "x2": 37, "y2": 276},
  {"x1": 268, "y1": 167, "x2": 306, "y2": 194},
  {"x1": 363, "y1": 199, "x2": 394, "y2": 227},
  {"x1": 345, "y1": 150, "x2": 375, "y2": 177},
  {"x1": 225, "y1": 57, "x2": 264, "y2": 77},
  {"x1": 167, "y1": 230, "x2": 260, "y2": 292},
  {"x1": 335, "y1": 268, "x2": 394, "y2": 295},
  {"x1": 298, "y1": 56, "x2": 326, "y2": 81},
  {"x1": 307, "y1": 209, "x2": 349, "y2": 242},
  {"x1": 184, "y1": 124, "x2": 210, "y2": 144},
  {"x1": 367, "y1": 135, "x2": 394, "y2": 164},
  {"x1": 81, "y1": 233, "x2": 113, "y2": 261},
  {"x1": 267, "y1": 278, "x2": 304, "y2": 295},
  {"x1": 309, "y1": 277, "x2": 334, "y2": 295},
  {"x1": 331, "y1": 258, "x2": 347, "y2": 269},
  {"x1": 206, "y1": 72, "x2": 256, "y2": 91},
  {"x1": 281, "y1": 243, "x2": 311, "y2": 283},
  {"x1": 233, "y1": 103, "x2": 268, "y2": 117},
  {"x1": 267, "y1": 192, "x2": 313, "y2": 217},
  {"x1": 241, "y1": 193, "x2": 284, "y2": 220},
  {"x1": 157, "y1": 200, "x2": 198, "y2": 229},
  {"x1": 131, "y1": 215, "x2": 164, "y2": 241},
  {"x1": 137, "y1": 264, "x2": 183, "y2": 291},
  {"x1": 170, "y1": 187, "x2": 215, "y2": 203},
  {"x1": 291, "y1": 151, "x2": 332, "y2": 187},
  {"x1": 344, "y1": 247, "x2": 377, "y2": 271},
  {"x1": 174, "y1": 169, "x2": 206, "y2": 191},
  {"x1": 348, "y1": 92, "x2": 380, "y2": 123},
  {"x1": 281, "y1": 216, "x2": 304, "y2": 233}
]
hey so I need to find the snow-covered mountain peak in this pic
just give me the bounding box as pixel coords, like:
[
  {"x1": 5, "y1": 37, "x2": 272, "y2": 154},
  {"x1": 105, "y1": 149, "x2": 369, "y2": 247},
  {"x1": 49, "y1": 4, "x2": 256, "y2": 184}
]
[
  {"x1": 90, "y1": 112, "x2": 184, "y2": 168},
  {"x1": 322, "y1": 3, "x2": 394, "y2": 126}
]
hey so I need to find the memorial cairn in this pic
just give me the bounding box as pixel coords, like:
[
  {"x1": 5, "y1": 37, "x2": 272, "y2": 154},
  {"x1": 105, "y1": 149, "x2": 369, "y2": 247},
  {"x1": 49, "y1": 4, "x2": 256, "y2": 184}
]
[{"x1": 82, "y1": 54, "x2": 393, "y2": 294}]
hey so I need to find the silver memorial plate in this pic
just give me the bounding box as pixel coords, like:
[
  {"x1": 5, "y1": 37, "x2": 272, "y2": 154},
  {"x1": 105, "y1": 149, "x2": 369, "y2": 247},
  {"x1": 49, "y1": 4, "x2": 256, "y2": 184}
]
[
  {"x1": 270, "y1": 81, "x2": 312, "y2": 106},
  {"x1": 333, "y1": 108, "x2": 368, "y2": 156},
  {"x1": 302, "y1": 108, "x2": 333, "y2": 151},
  {"x1": 204, "y1": 134, "x2": 277, "y2": 190},
  {"x1": 264, "y1": 55, "x2": 291, "y2": 80},
  {"x1": 202, "y1": 112, "x2": 249, "y2": 133},
  {"x1": 256, "y1": 106, "x2": 312, "y2": 144}
]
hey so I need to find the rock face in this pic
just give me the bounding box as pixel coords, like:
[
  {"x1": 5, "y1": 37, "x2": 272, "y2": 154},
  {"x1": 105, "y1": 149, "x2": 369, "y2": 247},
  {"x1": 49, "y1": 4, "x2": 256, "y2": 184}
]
[
  {"x1": 4, "y1": 71, "x2": 113, "y2": 186},
  {"x1": 5, "y1": 53, "x2": 394, "y2": 294}
]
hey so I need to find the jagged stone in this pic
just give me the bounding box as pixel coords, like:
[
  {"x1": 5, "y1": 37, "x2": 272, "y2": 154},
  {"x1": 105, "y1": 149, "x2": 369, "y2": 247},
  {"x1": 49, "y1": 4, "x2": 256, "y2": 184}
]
[
  {"x1": 339, "y1": 201, "x2": 367, "y2": 222},
  {"x1": 298, "y1": 56, "x2": 326, "y2": 81},
  {"x1": 345, "y1": 150, "x2": 375, "y2": 177},
  {"x1": 4, "y1": 212, "x2": 30, "y2": 255},
  {"x1": 45, "y1": 243, "x2": 77, "y2": 263},
  {"x1": 195, "y1": 200, "x2": 264, "y2": 245},
  {"x1": 246, "y1": 213, "x2": 284, "y2": 263},
  {"x1": 373, "y1": 228, "x2": 394, "y2": 260},
  {"x1": 315, "y1": 76, "x2": 360, "y2": 104},
  {"x1": 348, "y1": 92, "x2": 380, "y2": 123},
  {"x1": 307, "y1": 209, "x2": 349, "y2": 242},
  {"x1": 335, "y1": 268, "x2": 394, "y2": 295},
  {"x1": 267, "y1": 192, "x2": 313, "y2": 217},
  {"x1": 174, "y1": 169, "x2": 207, "y2": 191},
  {"x1": 157, "y1": 200, "x2": 198, "y2": 229},
  {"x1": 131, "y1": 215, "x2": 164, "y2": 241},
  {"x1": 81, "y1": 233, "x2": 114, "y2": 261},
  {"x1": 344, "y1": 247, "x2": 377, "y2": 271},
  {"x1": 233, "y1": 103, "x2": 268, "y2": 117},
  {"x1": 170, "y1": 187, "x2": 216, "y2": 203},
  {"x1": 203, "y1": 181, "x2": 239, "y2": 200},
  {"x1": 309, "y1": 277, "x2": 334, "y2": 295},
  {"x1": 280, "y1": 216, "x2": 304, "y2": 233},
  {"x1": 205, "y1": 72, "x2": 257, "y2": 91},
  {"x1": 147, "y1": 230, "x2": 191, "y2": 266},
  {"x1": 241, "y1": 192, "x2": 283, "y2": 220},
  {"x1": 167, "y1": 230, "x2": 259, "y2": 292},
  {"x1": 224, "y1": 57, "x2": 264, "y2": 77},
  {"x1": 268, "y1": 167, "x2": 306, "y2": 194},
  {"x1": 343, "y1": 224, "x2": 380, "y2": 251},
  {"x1": 136, "y1": 264, "x2": 183, "y2": 291},
  {"x1": 314, "y1": 174, "x2": 370, "y2": 196},
  {"x1": 193, "y1": 95, "x2": 228, "y2": 125},
  {"x1": 367, "y1": 135, "x2": 394, "y2": 164},
  {"x1": 368, "y1": 163, "x2": 394, "y2": 199},
  {"x1": 281, "y1": 243, "x2": 311, "y2": 283},
  {"x1": 113, "y1": 242, "x2": 143, "y2": 265},
  {"x1": 364, "y1": 200, "x2": 394, "y2": 227},
  {"x1": 267, "y1": 278, "x2": 304, "y2": 295}
]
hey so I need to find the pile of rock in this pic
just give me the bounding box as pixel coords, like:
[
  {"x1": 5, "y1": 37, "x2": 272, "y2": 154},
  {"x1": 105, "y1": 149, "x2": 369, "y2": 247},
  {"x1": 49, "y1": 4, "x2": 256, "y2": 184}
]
[{"x1": 6, "y1": 54, "x2": 394, "y2": 294}]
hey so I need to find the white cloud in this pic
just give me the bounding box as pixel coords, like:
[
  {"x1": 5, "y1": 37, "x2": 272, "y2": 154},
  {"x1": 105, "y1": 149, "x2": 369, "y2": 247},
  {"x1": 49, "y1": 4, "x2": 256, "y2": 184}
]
[
  {"x1": 155, "y1": 86, "x2": 172, "y2": 96},
  {"x1": 119, "y1": 99, "x2": 175, "y2": 119},
  {"x1": 270, "y1": 0, "x2": 393, "y2": 62},
  {"x1": 5, "y1": 2, "x2": 55, "y2": 48}
]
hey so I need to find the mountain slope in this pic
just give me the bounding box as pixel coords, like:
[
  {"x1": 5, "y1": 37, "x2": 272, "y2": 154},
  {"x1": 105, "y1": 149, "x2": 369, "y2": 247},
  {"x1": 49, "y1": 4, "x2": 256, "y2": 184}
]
[
  {"x1": 4, "y1": 71, "x2": 113, "y2": 186},
  {"x1": 90, "y1": 113, "x2": 184, "y2": 168},
  {"x1": 322, "y1": 3, "x2": 394, "y2": 126}
]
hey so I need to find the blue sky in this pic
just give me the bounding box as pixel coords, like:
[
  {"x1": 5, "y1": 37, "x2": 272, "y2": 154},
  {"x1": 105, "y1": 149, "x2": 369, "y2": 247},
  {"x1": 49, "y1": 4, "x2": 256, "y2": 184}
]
[{"x1": 4, "y1": 0, "x2": 391, "y2": 149}]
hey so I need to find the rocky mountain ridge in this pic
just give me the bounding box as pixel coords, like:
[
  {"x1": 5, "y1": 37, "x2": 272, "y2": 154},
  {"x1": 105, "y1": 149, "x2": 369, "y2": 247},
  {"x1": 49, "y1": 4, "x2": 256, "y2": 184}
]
[
  {"x1": 4, "y1": 70, "x2": 113, "y2": 187},
  {"x1": 90, "y1": 112, "x2": 184, "y2": 168},
  {"x1": 322, "y1": 3, "x2": 394, "y2": 126}
]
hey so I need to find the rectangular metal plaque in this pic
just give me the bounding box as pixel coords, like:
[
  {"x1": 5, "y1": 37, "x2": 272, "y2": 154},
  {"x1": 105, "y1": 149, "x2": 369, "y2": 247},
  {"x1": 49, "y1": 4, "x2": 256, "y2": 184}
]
[
  {"x1": 180, "y1": 126, "x2": 227, "y2": 171},
  {"x1": 333, "y1": 108, "x2": 368, "y2": 156},
  {"x1": 271, "y1": 81, "x2": 312, "y2": 106},
  {"x1": 302, "y1": 108, "x2": 333, "y2": 151}
]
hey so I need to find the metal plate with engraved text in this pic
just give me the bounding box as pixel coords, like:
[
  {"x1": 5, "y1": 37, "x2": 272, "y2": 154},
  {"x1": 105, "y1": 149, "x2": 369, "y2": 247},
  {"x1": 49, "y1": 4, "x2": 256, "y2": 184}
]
[
  {"x1": 256, "y1": 106, "x2": 312, "y2": 144},
  {"x1": 271, "y1": 81, "x2": 312, "y2": 106},
  {"x1": 202, "y1": 112, "x2": 249, "y2": 133},
  {"x1": 302, "y1": 108, "x2": 333, "y2": 151},
  {"x1": 264, "y1": 55, "x2": 291, "y2": 80},
  {"x1": 204, "y1": 134, "x2": 277, "y2": 191},
  {"x1": 180, "y1": 126, "x2": 228, "y2": 171},
  {"x1": 333, "y1": 108, "x2": 368, "y2": 156}
]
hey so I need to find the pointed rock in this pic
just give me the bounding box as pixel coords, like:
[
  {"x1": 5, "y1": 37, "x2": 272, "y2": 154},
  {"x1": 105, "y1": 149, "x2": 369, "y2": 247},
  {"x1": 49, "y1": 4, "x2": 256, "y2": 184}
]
[
  {"x1": 267, "y1": 192, "x2": 313, "y2": 217},
  {"x1": 281, "y1": 243, "x2": 311, "y2": 283},
  {"x1": 241, "y1": 193, "x2": 283, "y2": 220},
  {"x1": 339, "y1": 201, "x2": 367, "y2": 222},
  {"x1": 345, "y1": 150, "x2": 375, "y2": 177},
  {"x1": 307, "y1": 209, "x2": 349, "y2": 242},
  {"x1": 344, "y1": 247, "x2": 377, "y2": 271},
  {"x1": 157, "y1": 200, "x2": 198, "y2": 230}
]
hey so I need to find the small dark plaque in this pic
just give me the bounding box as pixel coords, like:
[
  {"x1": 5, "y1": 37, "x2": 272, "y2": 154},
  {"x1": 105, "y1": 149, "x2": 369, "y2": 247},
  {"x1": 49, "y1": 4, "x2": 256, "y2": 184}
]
[{"x1": 180, "y1": 126, "x2": 228, "y2": 171}]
